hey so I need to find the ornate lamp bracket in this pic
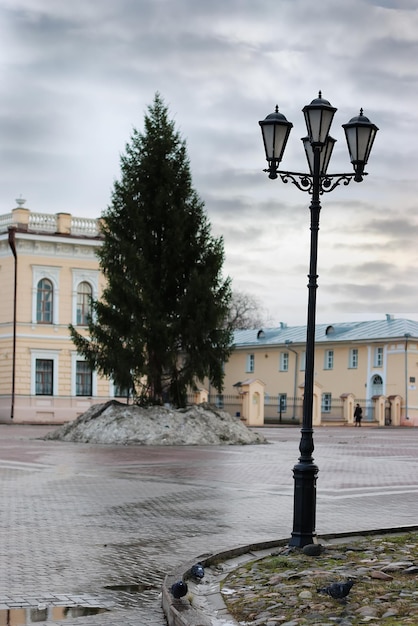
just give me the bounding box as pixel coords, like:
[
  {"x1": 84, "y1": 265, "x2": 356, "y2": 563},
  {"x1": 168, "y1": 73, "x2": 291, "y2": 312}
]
[{"x1": 263, "y1": 169, "x2": 367, "y2": 194}]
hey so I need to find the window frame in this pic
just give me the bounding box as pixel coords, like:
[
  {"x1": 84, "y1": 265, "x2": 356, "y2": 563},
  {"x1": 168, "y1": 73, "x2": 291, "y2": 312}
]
[
  {"x1": 30, "y1": 350, "x2": 59, "y2": 396},
  {"x1": 279, "y1": 352, "x2": 289, "y2": 372},
  {"x1": 113, "y1": 381, "x2": 133, "y2": 399},
  {"x1": 349, "y1": 348, "x2": 358, "y2": 369},
  {"x1": 36, "y1": 278, "x2": 53, "y2": 324},
  {"x1": 71, "y1": 353, "x2": 97, "y2": 397},
  {"x1": 324, "y1": 349, "x2": 334, "y2": 370},
  {"x1": 374, "y1": 346, "x2": 383, "y2": 367},
  {"x1": 278, "y1": 393, "x2": 287, "y2": 413},
  {"x1": 215, "y1": 394, "x2": 224, "y2": 409},
  {"x1": 35, "y1": 358, "x2": 54, "y2": 395},
  {"x1": 322, "y1": 392, "x2": 332, "y2": 413},
  {"x1": 32, "y1": 266, "x2": 60, "y2": 325},
  {"x1": 72, "y1": 270, "x2": 99, "y2": 325},
  {"x1": 76, "y1": 281, "x2": 93, "y2": 326},
  {"x1": 75, "y1": 361, "x2": 93, "y2": 397},
  {"x1": 246, "y1": 353, "x2": 255, "y2": 373}
]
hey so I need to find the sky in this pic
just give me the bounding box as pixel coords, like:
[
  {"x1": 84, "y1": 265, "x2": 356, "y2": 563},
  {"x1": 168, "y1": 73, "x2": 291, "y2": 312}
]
[{"x1": 2, "y1": 0, "x2": 418, "y2": 326}]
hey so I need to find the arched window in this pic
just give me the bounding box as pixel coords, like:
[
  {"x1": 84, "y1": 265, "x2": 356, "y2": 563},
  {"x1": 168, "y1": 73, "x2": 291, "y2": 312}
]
[
  {"x1": 36, "y1": 279, "x2": 53, "y2": 323},
  {"x1": 371, "y1": 374, "x2": 383, "y2": 397},
  {"x1": 76, "y1": 281, "x2": 92, "y2": 325}
]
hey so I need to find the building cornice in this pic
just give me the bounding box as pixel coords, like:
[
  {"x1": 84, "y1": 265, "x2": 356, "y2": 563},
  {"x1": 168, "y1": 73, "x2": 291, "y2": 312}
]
[{"x1": 0, "y1": 235, "x2": 101, "y2": 260}]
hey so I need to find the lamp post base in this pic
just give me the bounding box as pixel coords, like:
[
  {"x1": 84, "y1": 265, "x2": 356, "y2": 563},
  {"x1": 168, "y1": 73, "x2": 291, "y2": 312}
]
[{"x1": 288, "y1": 460, "x2": 319, "y2": 547}]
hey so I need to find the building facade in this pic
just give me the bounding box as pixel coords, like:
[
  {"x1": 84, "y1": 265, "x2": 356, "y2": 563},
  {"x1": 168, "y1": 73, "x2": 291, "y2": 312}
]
[
  {"x1": 0, "y1": 203, "x2": 122, "y2": 424},
  {"x1": 224, "y1": 317, "x2": 418, "y2": 426},
  {"x1": 1, "y1": 203, "x2": 417, "y2": 427}
]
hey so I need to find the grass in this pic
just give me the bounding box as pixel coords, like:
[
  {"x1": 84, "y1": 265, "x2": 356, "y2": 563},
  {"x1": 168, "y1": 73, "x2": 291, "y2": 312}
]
[{"x1": 221, "y1": 532, "x2": 418, "y2": 625}]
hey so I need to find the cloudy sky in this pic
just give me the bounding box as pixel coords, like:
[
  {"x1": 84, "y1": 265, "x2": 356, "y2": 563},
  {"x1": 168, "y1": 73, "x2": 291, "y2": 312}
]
[{"x1": 2, "y1": 0, "x2": 418, "y2": 326}]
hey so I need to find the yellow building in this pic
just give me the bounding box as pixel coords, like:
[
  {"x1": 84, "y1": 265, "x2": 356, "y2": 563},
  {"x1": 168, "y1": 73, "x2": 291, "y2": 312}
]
[
  {"x1": 224, "y1": 317, "x2": 418, "y2": 427},
  {"x1": 0, "y1": 202, "x2": 120, "y2": 424},
  {"x1": 2, "y1": 203, "x2": 417, "y2": 427}
]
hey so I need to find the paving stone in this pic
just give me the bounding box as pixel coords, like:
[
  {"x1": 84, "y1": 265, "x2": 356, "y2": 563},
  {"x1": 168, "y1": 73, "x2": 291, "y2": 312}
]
[{"x1": 0, "y1": 424, "x2": 417, "y2": 624}]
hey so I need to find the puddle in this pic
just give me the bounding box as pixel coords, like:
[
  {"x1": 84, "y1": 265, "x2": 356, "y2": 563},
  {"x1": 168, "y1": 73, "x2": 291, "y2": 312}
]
[
  {"x1": 104, "y1": 583, "x2": 154, "y2": 592},
  {"x1": 0, "y1": 605, "x2": 110, "y2": 624}
]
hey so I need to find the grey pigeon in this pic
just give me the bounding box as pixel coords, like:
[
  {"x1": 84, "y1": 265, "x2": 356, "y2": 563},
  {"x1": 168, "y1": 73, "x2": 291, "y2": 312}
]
[
  {"x1": 303, "y1": 543, "x2": 323, "y2": 557},
  {"x1": 317, "y1": 579, "x2": 354, "y2": 600},
  {"x1": 190, "y1": 563, "x2": 205, "y2": 580},
  {"x1": 170, "y1": 581, "x2": 188, "y2": 599}
]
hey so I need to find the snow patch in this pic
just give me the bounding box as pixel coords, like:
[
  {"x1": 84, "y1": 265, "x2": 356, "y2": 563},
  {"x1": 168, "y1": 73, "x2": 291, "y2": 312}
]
[{"x1": 44, "y1": 401, "x2": 268, "y2": 446}]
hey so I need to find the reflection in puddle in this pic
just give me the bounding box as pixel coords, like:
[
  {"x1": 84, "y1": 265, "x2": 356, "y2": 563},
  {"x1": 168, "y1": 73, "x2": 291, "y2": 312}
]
[
  {"x1": 0, "y1": 605, "x2": 109, "y2": 624},
  {"x1": 104, "y1": 583, "x2": 153, "y2": 592}
]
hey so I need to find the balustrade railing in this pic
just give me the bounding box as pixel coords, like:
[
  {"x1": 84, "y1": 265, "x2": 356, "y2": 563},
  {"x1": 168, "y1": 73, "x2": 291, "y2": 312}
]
[
  {"x1": 0, "y1": 213, "x2": 13, "y2": 232},
  {"x1": 0, "y1": 208, "x2": 100, "y2": 236},
  {"x1": 71, "y1": 216, "x2": 100, "y2": 236},
  {"x1": 28, "y1": 212, "x2": 57, "y2": 232}
]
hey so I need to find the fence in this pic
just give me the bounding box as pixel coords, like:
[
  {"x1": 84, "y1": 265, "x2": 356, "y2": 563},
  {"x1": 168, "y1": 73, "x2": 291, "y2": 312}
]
[
  {"x1": 264, "y1": 396, "x2": 303, "y2": 424},
  {"x1": 356, "y1": 398, "x2": 376, "y2": 423},
  {"x1": 187, "y1": 394, "x2": 242, "y2": 418},
  {"x1": 187, "y1": 393, "x2": 378, "y2": 425},
  {"x1": 321, "y1": 397, "x2": 344, "y2": 423}
]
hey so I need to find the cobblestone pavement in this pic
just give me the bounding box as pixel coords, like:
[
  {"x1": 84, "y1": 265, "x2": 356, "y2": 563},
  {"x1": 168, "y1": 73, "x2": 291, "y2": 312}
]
[{"x1": 1, "y1": 424, "x2": 418, "y2": 625}]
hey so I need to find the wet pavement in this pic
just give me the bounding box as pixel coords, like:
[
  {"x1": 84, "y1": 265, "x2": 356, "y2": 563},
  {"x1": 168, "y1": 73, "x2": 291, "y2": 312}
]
[{"x1": 1, "y1": 424, "x2": 418, "y2": 624}]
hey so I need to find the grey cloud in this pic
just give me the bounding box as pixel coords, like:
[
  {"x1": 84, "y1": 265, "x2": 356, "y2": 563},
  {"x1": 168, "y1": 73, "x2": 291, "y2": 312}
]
[
  {"x1": 365, "y1": 0, "x2": 417, "y2": 7},
  {"x1": 365, "y1": 216, "x2": 418, "y2": 239},
  {"x1": 213, "y1": 224, "x2": 266, "y2": 245},
  {"x1": 327, "y1": 290, "x2": 418, "y2": 318},
  {"x1": 325, "y1": 280, "x2": 416, "y2": 304},
  {"x1": 329, "y1": 261, "x2": 401, "y2": 280},
  {"x1": 2, "y1": 0, "x2": 418, "y2": 323},
  {"x1": 203, "y1": 190, "x2": 301, "y2": 220}
]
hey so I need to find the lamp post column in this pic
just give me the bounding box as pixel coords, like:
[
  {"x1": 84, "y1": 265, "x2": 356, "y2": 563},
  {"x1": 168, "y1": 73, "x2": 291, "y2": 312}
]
[
  {"x1": 289, "y1": 144, "x2": 321, "y2": 547},
  {"x1": 259, "y1": 95, "x2": 378, "y2": 548}
]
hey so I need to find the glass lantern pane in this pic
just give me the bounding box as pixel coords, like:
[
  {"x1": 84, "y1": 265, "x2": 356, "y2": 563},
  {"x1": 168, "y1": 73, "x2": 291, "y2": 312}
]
[
  {"x1": 305, "y1": 109, "x2": 321, "y2": 143},
  {"x1": 303, "y1": 139, "x2": 314, "y2": 175},
  {"x1": 344, "y1": 126, "x2": 357, "y2": 161},
  {"x1": 273, "y1": 125, "x2": 289, "y2": 160},
  {"x1": 262, "y1": 124, "x2": 275, "y2": 159},
  {"x1": 356, "y1": 126, "x2": 374, "y2": 163},
  {"x1": 319, "y1": 110, "x2": 334, "y2": 143}
]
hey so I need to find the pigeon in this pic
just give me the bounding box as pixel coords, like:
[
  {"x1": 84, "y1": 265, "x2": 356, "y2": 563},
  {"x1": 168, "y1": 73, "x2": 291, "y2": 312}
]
[
  {"x1": 190, "y1": 563, "x2": 205, "y2": 581},
  {"x1": 317, "y1": 579, "x2": 355, "y2": 600},
  {"x1": 170, "y1": 580, "x2": 188, "y2": 599}
]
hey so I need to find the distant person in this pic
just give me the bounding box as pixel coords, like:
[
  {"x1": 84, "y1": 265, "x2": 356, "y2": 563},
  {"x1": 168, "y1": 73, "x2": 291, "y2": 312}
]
[{"x1": 354, "y1": 403, "x2": 363, "y2": 427}]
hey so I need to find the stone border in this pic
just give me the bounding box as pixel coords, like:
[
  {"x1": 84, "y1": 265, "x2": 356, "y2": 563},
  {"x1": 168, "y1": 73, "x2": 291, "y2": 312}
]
[{"x1": 161, "y1": 525, "x2": 418, "y2": 626}]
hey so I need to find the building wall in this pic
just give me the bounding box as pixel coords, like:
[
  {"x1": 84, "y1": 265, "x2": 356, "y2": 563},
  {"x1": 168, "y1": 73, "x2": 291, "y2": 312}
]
[
  {"x1": 223, "y1": 338, "x2": 418, "y2": 424},
  {"x1": 1, "y1": 206, "x2": 417, "y2": 425},
  {"x1": 0, "y1": 207, "x2": 116, "y2": 424},
  {"x1": 223, "y1": 343, "x2": 371, "y2": 399}
]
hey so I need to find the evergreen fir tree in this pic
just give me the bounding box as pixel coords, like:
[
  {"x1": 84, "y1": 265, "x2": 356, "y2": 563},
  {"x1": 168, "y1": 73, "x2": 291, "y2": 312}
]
[{"x1": 70, "y1": 93, "x2": 233, "y2": 407}]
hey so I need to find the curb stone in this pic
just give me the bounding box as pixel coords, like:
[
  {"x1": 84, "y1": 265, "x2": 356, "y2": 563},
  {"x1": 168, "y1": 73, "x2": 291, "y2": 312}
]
[{"x1": 162, "y1": 524, "x2": 418, "y2": 626}]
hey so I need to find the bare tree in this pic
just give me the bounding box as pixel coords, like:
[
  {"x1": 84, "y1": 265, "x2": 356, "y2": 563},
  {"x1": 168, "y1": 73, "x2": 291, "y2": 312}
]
[{"x1": 228, "y1": 290, "x2": 266, "y2": 330}]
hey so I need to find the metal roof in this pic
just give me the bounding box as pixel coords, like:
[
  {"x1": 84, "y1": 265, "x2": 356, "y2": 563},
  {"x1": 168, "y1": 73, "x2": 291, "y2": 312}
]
[{"x1": 233, "y1": 317, "x2": 418, "y2": 348}]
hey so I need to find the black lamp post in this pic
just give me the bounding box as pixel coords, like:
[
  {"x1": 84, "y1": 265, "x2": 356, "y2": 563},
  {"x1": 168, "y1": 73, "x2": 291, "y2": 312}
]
[{"x1": 259, "y1": 92, "x2": 378, "y2": 547}]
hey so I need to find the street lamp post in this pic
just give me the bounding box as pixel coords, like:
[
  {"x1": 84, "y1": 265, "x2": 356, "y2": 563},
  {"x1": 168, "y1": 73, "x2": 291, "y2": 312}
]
[
  {"x1": 404, "y1": 333, "x2": 411, "y2": 422},
  {"x1": 259, "y1": 92, "x2": 378, "y2": 547},
  {"x1": 285, "y1": 340, "x2": 298, "y2": 420}
]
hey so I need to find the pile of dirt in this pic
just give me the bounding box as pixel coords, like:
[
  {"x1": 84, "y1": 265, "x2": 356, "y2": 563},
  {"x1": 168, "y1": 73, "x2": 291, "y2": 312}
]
[{"x1": 44, "y1": 401, "x2": 267, "y2": 446}]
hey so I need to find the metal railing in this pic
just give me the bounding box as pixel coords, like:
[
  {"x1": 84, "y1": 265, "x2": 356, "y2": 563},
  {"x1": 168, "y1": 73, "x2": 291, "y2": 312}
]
[{"x1": 186, "y1": 393, "x2": 379, "y2": 425}]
